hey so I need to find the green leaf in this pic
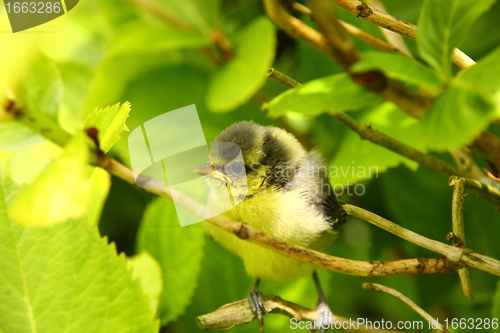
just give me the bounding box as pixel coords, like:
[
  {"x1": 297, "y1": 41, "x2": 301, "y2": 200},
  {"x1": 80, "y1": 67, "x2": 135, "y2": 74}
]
[
  {"x1": 417, "y1": 0, "x2": 497, "y2": 77},
  {"x1": 0, "y1": 169, "x2": 159, "y2": 333},
  {"x1": 352, "y1": 50, "x2": 443, "y2": 92},
  {"x1": 57, "y1": 61, "x2": 94, "y2": 134},
  {"x1": 0, "y1": 122, "x2": 43, "y2": 151},
  {"x1": 84, "y1": 102, "x2": 131, "y2": 153},
  {"x1": 137, "y1": 198, "x2": 205, "y2": 325},
  {"x1": 87, "y1": 168, "x2": 111, "y2": 227},
  {"x1": 21, "y1": 53, "x2": 63, "y2": 121},
  {"x1": 82, "y1": 53, "x2": 183, "y2": 115},
  {"x1": 0, "y1": 31, "x2": 37, "y2": 108},
  {"x1": 96, "y1": 0, "x2": 139, "y2": 29},
  {"x1": 207, "y1": 16, "x2": 276, "y2": 112},
  {"x1": 7, "y1": 140, "x2": 62, "y2": 184},
  {"x1": 263, "y1": 73, "x2": 383, "y2": 118},
  {"x1": 180, "y1": 238, "x2": 253, "y2": 332},
  {"x1": 422, "y1": 44, "x2": 500, "y2": 150},
  {"x1": 108, "y1": 22, "x2": 211, "y2": 56},
  {"x1": 8, "y1": 132, "x2": 91, "y2": 226},
  {"x1": 128, "y1": 251, "x2": 164, "y2": 312},
  {"x1": 330, "y1": 103, "x2": 424, "y2": 185},
  {"x1": 0, "y1": 54, "x2": 63, "y2": 150}
]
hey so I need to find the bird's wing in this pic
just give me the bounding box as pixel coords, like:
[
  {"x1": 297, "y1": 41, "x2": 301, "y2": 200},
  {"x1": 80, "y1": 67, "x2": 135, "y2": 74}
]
[{"x1": 321, "y1": 190, "x2": 347, "y2": 231}]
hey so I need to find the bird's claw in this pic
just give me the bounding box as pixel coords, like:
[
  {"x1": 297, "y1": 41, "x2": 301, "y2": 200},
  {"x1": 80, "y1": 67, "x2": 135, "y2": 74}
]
[
  {"x1": 316, "y1": 300, "x2": 333, "y2": 333},
  {"x1": 248, "y1": 286, "x2": 266, "y2": 332}
]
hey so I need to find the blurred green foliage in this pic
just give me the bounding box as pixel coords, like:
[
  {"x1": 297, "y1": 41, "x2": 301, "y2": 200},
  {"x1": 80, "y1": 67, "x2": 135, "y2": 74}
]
[{"x1": 1, "y1": 0, "x2": 500, "y2": 332}]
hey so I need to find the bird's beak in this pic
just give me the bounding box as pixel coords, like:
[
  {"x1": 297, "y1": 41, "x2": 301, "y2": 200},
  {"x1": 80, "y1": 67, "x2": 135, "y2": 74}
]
[{"x1": 194, "y1": 163, "x2": 232, "y2": 184}]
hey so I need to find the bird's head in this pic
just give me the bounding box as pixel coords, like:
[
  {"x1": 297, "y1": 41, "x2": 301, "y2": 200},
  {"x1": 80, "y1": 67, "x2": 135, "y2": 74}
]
[{"x1": 194, "y1": 121, "x2": 307, "y2": 200}]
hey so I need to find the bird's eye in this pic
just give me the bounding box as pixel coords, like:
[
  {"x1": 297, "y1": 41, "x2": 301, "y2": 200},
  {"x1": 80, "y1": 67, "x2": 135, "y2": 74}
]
[{"x1": 230, "y1": 162, "x2": 244, "y2": 174}]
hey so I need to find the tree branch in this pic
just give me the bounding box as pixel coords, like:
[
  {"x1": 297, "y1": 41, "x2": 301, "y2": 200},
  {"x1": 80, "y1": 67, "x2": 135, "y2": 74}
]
[
  {"x1": 329, "y1": 0, "x2": 474, "y2": 68},
  {"x1": 286, "y1": 1, "x2": 412, "y2": 58},
  {"x1": 344, "y1": 204, "x2": 500, "y2": 276},
  {"x1": 197, "y1": 295, "x2": 403, "y2": 332},
  {"x1": 310, "y1": 0, "x2": 360, "y2": 70},
  {"x1": 364, "y1": 0, "x2": 413, "y2": 58},
  {"x1": 449, "y1": 176, "x2": 474, "y2": 299},
  {"x1": 362, "y1": 283, "x2": 447, "y2": 333}
]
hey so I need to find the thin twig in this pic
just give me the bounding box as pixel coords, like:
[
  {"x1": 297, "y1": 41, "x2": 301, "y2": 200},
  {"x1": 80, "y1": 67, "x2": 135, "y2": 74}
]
[
  {"x1": 197, "y1": 295, "x2": 403, "y2": 332},
  {"x1": 266, "y1": 68, "x2": 301, "y2": 88},
  {"x1": 449, "y1": 177, "x2": 467, "y2": 247},
  {"x1": 464, "y1": 178, "x2": 500, "y2": 202},
  {"x1": 364, "y1": 0, "x2": 413, "y2": 58},
  {"x1": 310, "y1": 0, "x2": 360, "y2": 70},
  {"x1": 449, "y1": 176, "x2": 474, "y2": 300},
  {"x1": 287, "y1": 1, "x2": 410, "y2": 57},
  {"x1": 343, "y1": 204, "x2": 500, "y2": 276},
  {"x1": 329, "y1": 0, "x2": 473, "y2": 68},
  {"x1": 341, "y1": 21, "x2": 408, "y2": 55},
  {"x1": 332, "y1": 112, "x2": 466, "y2": 178},
  {"x1": 362, "y1": 283, "x2": 447, "y2": 333},
  {"x1": 263, "y1": 0, "x2": 339, "y2": 61}
]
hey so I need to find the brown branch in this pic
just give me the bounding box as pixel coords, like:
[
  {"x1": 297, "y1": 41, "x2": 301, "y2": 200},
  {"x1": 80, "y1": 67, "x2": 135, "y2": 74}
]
[
  {"x1": 310, "y1": 0, "x2": 360, "y2": 70},
  {"x1": 329, "y1": 0, "x2": 474, "y2": 68},
  {"x1": 197, "y1": 295, "x2": 403, "y2": 332},
  {"x1": 364, "y1": 0, "x2": 413, "y2": 58},
  {"x1": 287, "y1": 1, "x2": 411, "y2": 57},
  {"x1": 344, "y1": 204, "x2": 500, "y2": 276},
  {"x1": 263, "y1": 0, "x2": 339, "y2": 60}
]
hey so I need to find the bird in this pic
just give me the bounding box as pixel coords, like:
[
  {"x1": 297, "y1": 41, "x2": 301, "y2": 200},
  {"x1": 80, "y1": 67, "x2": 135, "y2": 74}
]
[{"x1": 194, "y1": 121, "x2": 346, "y2": 331}]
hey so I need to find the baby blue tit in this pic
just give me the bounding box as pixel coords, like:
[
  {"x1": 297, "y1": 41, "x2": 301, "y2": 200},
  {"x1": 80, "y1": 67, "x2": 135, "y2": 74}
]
[{"x1": 195, "y1": 121, "x2": 346, "y2": 330}]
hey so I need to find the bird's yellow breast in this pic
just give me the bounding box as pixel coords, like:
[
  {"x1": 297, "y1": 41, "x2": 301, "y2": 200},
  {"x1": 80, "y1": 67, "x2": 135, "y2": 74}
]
[{"x1": 203, "y1": 188, "x2": 335, "y2": 281}]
